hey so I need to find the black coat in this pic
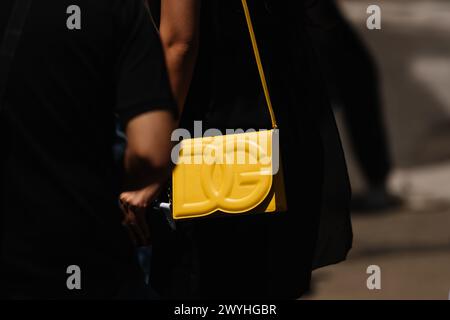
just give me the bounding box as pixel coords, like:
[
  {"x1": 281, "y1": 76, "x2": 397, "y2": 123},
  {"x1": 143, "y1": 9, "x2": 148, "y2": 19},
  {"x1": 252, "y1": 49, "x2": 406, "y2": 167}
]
[{"x1": 150, "y1": 0, "x2": 352, "y2": 299}]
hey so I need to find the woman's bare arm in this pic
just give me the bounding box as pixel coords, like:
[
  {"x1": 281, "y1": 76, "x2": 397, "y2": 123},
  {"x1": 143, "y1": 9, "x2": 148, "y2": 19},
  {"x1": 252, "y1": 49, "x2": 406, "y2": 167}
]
[
  {"x1": 159, "y1": 0, "x2": 201, "y2": 112},
  {"x1": 120, "y1": 1, "x2": 200, "y2": 244},
  {"x1": 120, "y1": 110, "x2": 176, "y2": 245}
]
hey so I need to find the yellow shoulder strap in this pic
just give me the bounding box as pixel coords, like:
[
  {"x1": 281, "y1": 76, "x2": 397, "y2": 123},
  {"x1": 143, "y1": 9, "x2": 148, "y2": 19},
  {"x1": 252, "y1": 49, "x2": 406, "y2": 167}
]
[{"x1": 241, "y1": 0, "x2": 278, "y2": 129}]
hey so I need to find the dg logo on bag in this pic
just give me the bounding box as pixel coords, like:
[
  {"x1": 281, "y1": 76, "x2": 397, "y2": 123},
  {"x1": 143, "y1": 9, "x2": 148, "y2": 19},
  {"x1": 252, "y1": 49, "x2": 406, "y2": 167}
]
[{"x1": 172, "y1": 130, "x2": 279, "y2": 219}]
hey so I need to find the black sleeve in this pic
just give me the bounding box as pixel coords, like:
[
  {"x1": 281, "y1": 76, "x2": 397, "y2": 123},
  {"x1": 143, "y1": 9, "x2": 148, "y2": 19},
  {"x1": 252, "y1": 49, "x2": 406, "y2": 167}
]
[{"x1": 114, "y1": 0, "x2": 177, "y2": 126}]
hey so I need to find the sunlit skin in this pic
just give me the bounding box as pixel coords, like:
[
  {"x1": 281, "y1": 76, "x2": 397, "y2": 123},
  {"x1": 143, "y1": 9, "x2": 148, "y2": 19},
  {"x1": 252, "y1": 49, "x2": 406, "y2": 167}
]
[
  {"x1": 159, "y1": 0, "x2": 201, "y2": 112},
  {"x1": 120, "y1": 111, "x2": 176, "y2": 245}
]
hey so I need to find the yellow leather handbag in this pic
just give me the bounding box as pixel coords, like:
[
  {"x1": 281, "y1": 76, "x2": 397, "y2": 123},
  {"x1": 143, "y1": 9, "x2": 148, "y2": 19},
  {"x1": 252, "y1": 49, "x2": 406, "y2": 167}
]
[{"x1": 171, "y1": 0, "x2": 287, "y2": 220}]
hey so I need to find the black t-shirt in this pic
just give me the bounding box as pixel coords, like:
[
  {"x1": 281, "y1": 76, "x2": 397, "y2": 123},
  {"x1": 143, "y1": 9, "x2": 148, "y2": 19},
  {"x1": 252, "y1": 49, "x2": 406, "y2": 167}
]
[{"x1": 0, "y1": 0, "x2": 175, "y2": 298}]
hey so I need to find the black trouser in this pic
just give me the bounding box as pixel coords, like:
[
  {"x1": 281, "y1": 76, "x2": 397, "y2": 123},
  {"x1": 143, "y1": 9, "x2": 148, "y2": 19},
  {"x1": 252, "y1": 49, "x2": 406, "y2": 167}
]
[{"x1": 308, "y1": 2, "x2": 391, "y2": 186}]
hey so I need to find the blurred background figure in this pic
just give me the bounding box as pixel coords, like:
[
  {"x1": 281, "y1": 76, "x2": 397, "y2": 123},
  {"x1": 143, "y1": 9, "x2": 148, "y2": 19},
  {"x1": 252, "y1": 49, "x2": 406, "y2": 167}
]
[
  {"x1": 306, "y1": 0, "x2": 450, "y2": 300},
  {"x1": 307, "y1": 0, "x2": 401, "y2": 212}
]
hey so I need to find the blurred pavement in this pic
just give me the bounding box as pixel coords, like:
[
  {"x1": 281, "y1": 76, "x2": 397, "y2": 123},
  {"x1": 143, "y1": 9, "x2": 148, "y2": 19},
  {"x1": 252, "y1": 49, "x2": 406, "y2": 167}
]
[{"x1": 306, "y1": 0, "x2": 450, "y2": 300}]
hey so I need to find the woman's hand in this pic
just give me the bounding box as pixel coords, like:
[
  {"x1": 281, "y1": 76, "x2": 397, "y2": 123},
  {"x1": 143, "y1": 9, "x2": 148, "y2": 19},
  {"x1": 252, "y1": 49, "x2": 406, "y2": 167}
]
[{"x1": 119, "y1": 183, "x2": 162, "y2": 246}]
